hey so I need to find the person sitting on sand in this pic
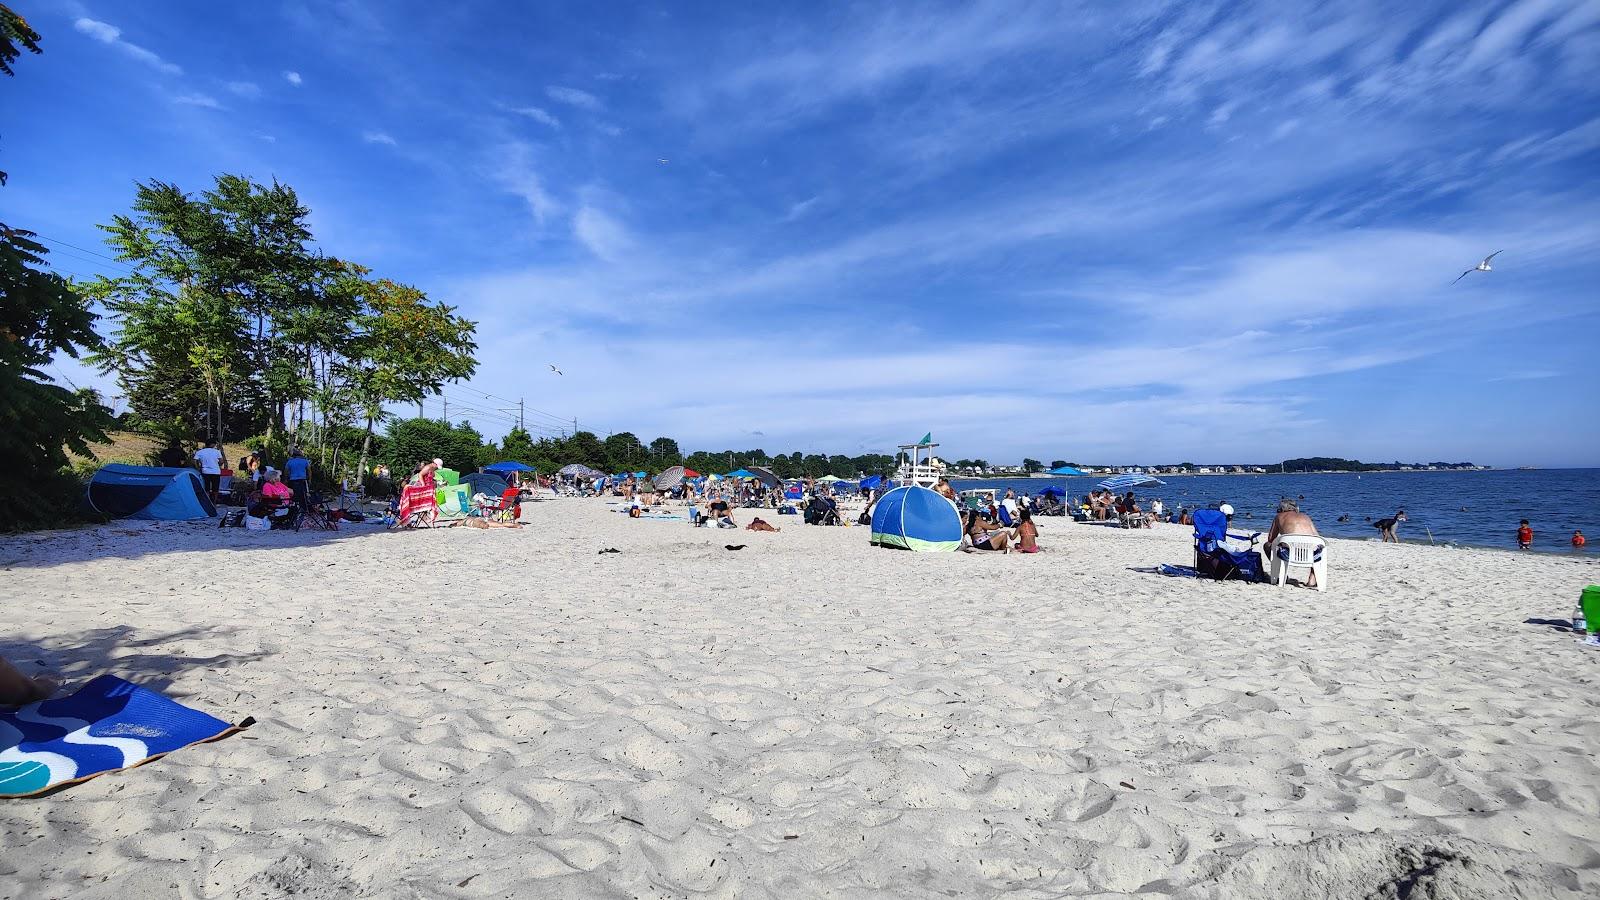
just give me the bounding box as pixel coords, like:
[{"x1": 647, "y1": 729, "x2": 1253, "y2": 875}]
[
  {"x1": 709, "y1": 497, "x2": 737, "y2": 528},
  {"x1": 0, "y1": 655, "x2": 56, "y2": 707},
  {"x1": 1015, "y1": 507, "x2": 1039, "y2": 553},
  {"x1": 747, "y1": 517, "x2": 780, "y2": 532},
  {"x1": 1265, "y1": 498, "x2": 1321, "y2": 587},
  {"x1": 963, "y1": 509, "x2": 1012, "y2": 552},
  {"x1": 1374, "y1": 509, "x2": 1407, "y2": 542}
]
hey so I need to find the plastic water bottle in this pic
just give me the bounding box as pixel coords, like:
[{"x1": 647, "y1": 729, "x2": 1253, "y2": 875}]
[{"x1": 1575, "y1": 602, "x2": 1587, "y2": 633}]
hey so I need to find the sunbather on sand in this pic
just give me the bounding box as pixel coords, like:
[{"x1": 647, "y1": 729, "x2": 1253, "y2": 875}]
[
  {"x1": 1015, "y1": 507, "x2": 1040, "y2": 553},
  {"x1": 1265, "y1": 498, "x2": 1321, "y2": 586},
  {"x1": 746, "y1": 517, "x2": 780, "y2": 532},
  {"x1": 0, "y1": 655, "x2": 56, "y2": 706},
  {"x1": 964, "y1": 509, "x2": 1013, "y2": 553}
]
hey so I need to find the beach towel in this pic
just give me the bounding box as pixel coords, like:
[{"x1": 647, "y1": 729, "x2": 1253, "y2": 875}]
[
  {"x1": 396, "y1": 482, "x2": 438, "y2": 527},
  {"x1": 1, "y1": 675, "x2": 247, "y2": 798}
]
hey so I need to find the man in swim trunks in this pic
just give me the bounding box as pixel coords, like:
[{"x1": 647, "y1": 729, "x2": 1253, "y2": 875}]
[{"x1": 1265, "y1": 498, "x2": 1321, "y2": 586}]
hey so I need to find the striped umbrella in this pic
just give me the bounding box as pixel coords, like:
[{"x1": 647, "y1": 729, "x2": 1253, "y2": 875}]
[{"x1": 1098, "y1": 472, "x2": 1163, "y2": 490}]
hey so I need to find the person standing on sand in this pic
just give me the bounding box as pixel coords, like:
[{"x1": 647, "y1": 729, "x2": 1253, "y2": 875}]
[
  {"x1": 193, "y1": 439, "x2": 223, "y2": 504},
  {"x1": 284, "y1": 447, "x2": 311, "y2": 509},
  {"x1": 1374, "y1": 509, "x2": 1407, "y2": 542}
]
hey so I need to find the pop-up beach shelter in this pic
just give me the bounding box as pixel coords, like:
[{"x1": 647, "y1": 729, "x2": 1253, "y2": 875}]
[
  {"x1": 870, "y1": 485, "x2": 961, "y2": 551},
  {"x1": 86, "y1": 464, "x2": 216, "y2": 520}
]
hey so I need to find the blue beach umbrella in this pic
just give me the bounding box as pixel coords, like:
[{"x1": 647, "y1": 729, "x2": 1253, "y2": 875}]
[
  {"x1": 1099, "y1": 472, "x2": 1163, "y2": 491},
  {"x1": 1047, "y1": 465, "x2": 1088, "y2": 476}
]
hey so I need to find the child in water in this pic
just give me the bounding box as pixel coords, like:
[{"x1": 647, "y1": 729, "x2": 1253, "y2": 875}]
[
  {"x1": 1517, "y1": 519, "x2": 1533, "y2": 550},
  {"x1": 1574, "y1": 530, "x2": 1586, "y2": 548}
]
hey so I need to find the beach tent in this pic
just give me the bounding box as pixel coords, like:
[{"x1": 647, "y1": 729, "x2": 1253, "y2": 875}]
[
  {"x1": 434, "y1": 481, "x2": 473, "y2": 519},
  {"x1": 463, "y1": 471, "x2": 510, "y2": 499},
  {"x1": 483, "y1": 461, "x2": 534, "y2": 477},
  {"x1": 86, "y1": 464, "x2": 217, "y2": 520},
  {"x1": 870, "y1": 485, "x2": 961, "y2": 551},
  {"x1": 436, "y1": 467, "x2": 461, "y2": 487}
]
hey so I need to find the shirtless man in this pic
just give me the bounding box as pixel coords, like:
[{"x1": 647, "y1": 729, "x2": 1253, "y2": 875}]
[{"x1": 1265, "y1": 498, "x2": 1321, "y2": 586}]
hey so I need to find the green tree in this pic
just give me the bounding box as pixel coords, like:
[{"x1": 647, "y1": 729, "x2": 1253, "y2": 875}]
[
  {"x1": 0, "y1": 8, "x2": 116, "y2": 528},
  {"x1": 381, "y1": 418, "x2": 483, "y2": 474},
  {"x1": 603, "y1": 432, "x2": 648, "y2": 473},
  {"x1": 648, "y1": 436, "x2": 682, "y2": 466},
  {"x1": 1049, "y1": 460, "x2": 1068, "y2": 469},
  {"x1": 1022, "y1": 457, "x2": 1043, "y2": 473},
  {"x1": 86, "y1": 175, "x2": 338, "y2": 443},
  {"x1": 346, "y1": 277, "x2": 477, "y2": 480}
]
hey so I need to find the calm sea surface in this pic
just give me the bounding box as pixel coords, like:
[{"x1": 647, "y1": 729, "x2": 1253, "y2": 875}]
[{"x1": 951, "y1": 469, "x2": 1600, "y2": 555}]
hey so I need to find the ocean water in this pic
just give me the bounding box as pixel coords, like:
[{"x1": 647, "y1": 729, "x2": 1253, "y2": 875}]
[{"x1": 951, "y1": 468, "x2": 1600, "y2": 555}]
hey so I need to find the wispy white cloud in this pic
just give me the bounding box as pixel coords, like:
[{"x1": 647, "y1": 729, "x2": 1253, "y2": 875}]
[
  {"x1": 173, "y1": 93, "x2": 223, "y2": 109},
  {"x1": 546, "y1": 85, "x2": 602, "y2": 110},
  {"x1": 226, "y1": 81, "x2": 261, "y2": 99},
  {"x1": 491, "y1": 142, "x2": 561, "y2": 224},
  {"x1": 73, "y1": 17, "x2": 182, "y2": 75},
  {"x1": 511, "y1": 106, "x2": 560, "y2": 128},
  {"x1": 781, "y1": 196, "x2": 821, "y2": 223},
  {"x1": 284, "y1": 70, "x2": 304, "y2": 86},
  {"x1": 362, "y1": 130, "x2": 398, "y2": 146},
  {"x1": 572, "y1": 205, "x2": 633, "y2": 262}
]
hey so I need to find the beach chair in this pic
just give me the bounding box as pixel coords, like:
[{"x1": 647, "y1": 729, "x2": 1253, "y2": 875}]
[
  {"x1": 1269, "y1": 535, "x2": 1327, "y2": 591},
  {"x1": 1192, "y1": 509, "x2": 1264, "y2": 582},
  {"x1": 480, "y1": 487, "x2": 522, "y2": 523},
  {"x1": 997, "y1": 505, "x2": 1015, "y2": 527}
]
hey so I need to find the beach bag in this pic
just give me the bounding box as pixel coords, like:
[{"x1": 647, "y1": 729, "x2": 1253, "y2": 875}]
[
  {"x1": 244, "y1": 514, "x2": 270, "y2": 531},
  {"x1": 218, "y1": 509, "x2": 246, "y2": 528}
]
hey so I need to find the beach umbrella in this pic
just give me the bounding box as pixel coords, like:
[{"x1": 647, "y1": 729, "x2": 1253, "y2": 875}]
[
  {"x1": 682, "y1": 469, "x2": 700, "y2": 478},
  {"x1": 1034, "y1": 486, "x2": 1066, "y2": 498},
  {"x1": 557, "y1": 463, "x2": 590, "y2": 476},
  {"x1": 484, "y1": 461, "x2": 534, "y2": 476},
  {"x1": 1099, "y1": 472, "x2": 1163, "y2": 491},
  {"x1": 725, "y1": 468, "x2": 758, "y2": 479},
  {"x1": 859, "y1": 474, "x2": 885, "y2": 491},
  {"x1": 747, "y1": 466, "x2": 783, "y2": 488},
  {"x1": 653, "y1": 466, "x2": 686, "y2": 490},
  {"x1": 1047, "y1": 465, "x2": 1087, "y2": 476}
]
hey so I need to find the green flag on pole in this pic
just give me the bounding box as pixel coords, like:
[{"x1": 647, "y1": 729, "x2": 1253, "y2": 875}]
[{"x1": 918, "y1": 432, "x2": 932, "y2": 445}]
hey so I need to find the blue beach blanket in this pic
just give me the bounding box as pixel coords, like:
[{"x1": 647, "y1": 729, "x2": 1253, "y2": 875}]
[{"x1": 1, "y1": 675, "x2": 245, "y2": 798}]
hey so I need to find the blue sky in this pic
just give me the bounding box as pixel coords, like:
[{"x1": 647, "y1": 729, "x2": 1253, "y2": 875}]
[{"x1": 11, "y1": 0, "x2": 1600, "y2": 466}]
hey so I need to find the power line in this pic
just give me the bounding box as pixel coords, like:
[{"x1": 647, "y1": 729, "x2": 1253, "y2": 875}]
[{"x1": 32, "y1": 233, "x2": 135, "y2": 269}]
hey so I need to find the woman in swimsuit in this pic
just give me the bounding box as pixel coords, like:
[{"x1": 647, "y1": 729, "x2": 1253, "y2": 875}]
[{"x1": 964, "y1": 509, "x2": 1013, "y2": 552}]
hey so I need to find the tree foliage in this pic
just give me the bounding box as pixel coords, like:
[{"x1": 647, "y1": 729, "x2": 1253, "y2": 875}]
[{"x1": 0, "y1": 8, "x2": 115, "y2": 528}]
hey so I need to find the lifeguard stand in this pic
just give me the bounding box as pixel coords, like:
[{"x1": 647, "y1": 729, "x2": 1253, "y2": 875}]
[{"x1": 896, "y1": 440, "x2": 943, "y2": 488}]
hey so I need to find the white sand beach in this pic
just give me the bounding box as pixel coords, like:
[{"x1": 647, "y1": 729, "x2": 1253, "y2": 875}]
[{"x1": 2, "y1": 499, "x2": 1597, "y2": 898}]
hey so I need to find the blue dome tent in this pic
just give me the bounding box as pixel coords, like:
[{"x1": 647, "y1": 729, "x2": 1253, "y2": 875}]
[
  {"x1": 86, "y1": 464, "x2": 216, "y2": 520},
  {"x1": 870, "y1": 485, "x2": 961, "y2": 552}
]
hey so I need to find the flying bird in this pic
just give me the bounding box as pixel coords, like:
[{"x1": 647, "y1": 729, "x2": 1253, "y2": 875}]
[
  {"x1": 1452, "y1": 250, "x2": 1503, "y2": 284},
  {"x1": 657, "y1": 158, "x2": 669, "y2": 164},
  {"x1": 549, "y1": 364, "x2": 563, "y2": 376}
]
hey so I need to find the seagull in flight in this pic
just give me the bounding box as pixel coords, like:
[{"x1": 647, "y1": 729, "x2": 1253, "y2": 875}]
[
  {"x1": 657, "y1": 158, "x2": 669, "y2": 164},
  {"x1": 1453, "y1": 250, "x2": 1503, "y2": 284},
  {"x1": 549, "y1": 364, "x2": 563, "y2": 376}
]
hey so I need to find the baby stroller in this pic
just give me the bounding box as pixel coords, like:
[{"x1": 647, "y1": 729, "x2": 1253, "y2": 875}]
[
  {"x1": 1191, "y1": 508, "x2": 1265, "y2": 582},
  {"x1": 804, "y1": 497, "x2": 840, "y2": 526}
]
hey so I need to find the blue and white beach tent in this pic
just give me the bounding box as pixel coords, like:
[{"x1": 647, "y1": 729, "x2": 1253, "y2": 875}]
[
  {"x1": 85, "y1": 464, "x2": 217, "y2": 520},
  {"x1": 870, "y1": 485, "x2": 962, "y2": 551}
]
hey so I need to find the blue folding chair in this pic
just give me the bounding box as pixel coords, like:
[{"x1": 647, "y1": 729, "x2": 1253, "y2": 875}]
[{"x1": 1192, "y1": 508, "x2": 1264, "y2": 581}]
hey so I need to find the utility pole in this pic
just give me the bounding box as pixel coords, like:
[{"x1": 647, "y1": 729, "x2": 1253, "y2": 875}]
[
  {"x1": 519, "y1": 398, "x2": 525, "y2": 431},
  {"x1": 441, "y1": 395, "x2": 448, "y2": 422},
  {"x1": 417, "y1": 401, "x2": 424, "y2": 418}
]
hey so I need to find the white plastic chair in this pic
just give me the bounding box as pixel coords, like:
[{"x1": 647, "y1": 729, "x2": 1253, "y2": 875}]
[{"x1": 1270, "y1": 535, "x2": 1327, "y2": 591}]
